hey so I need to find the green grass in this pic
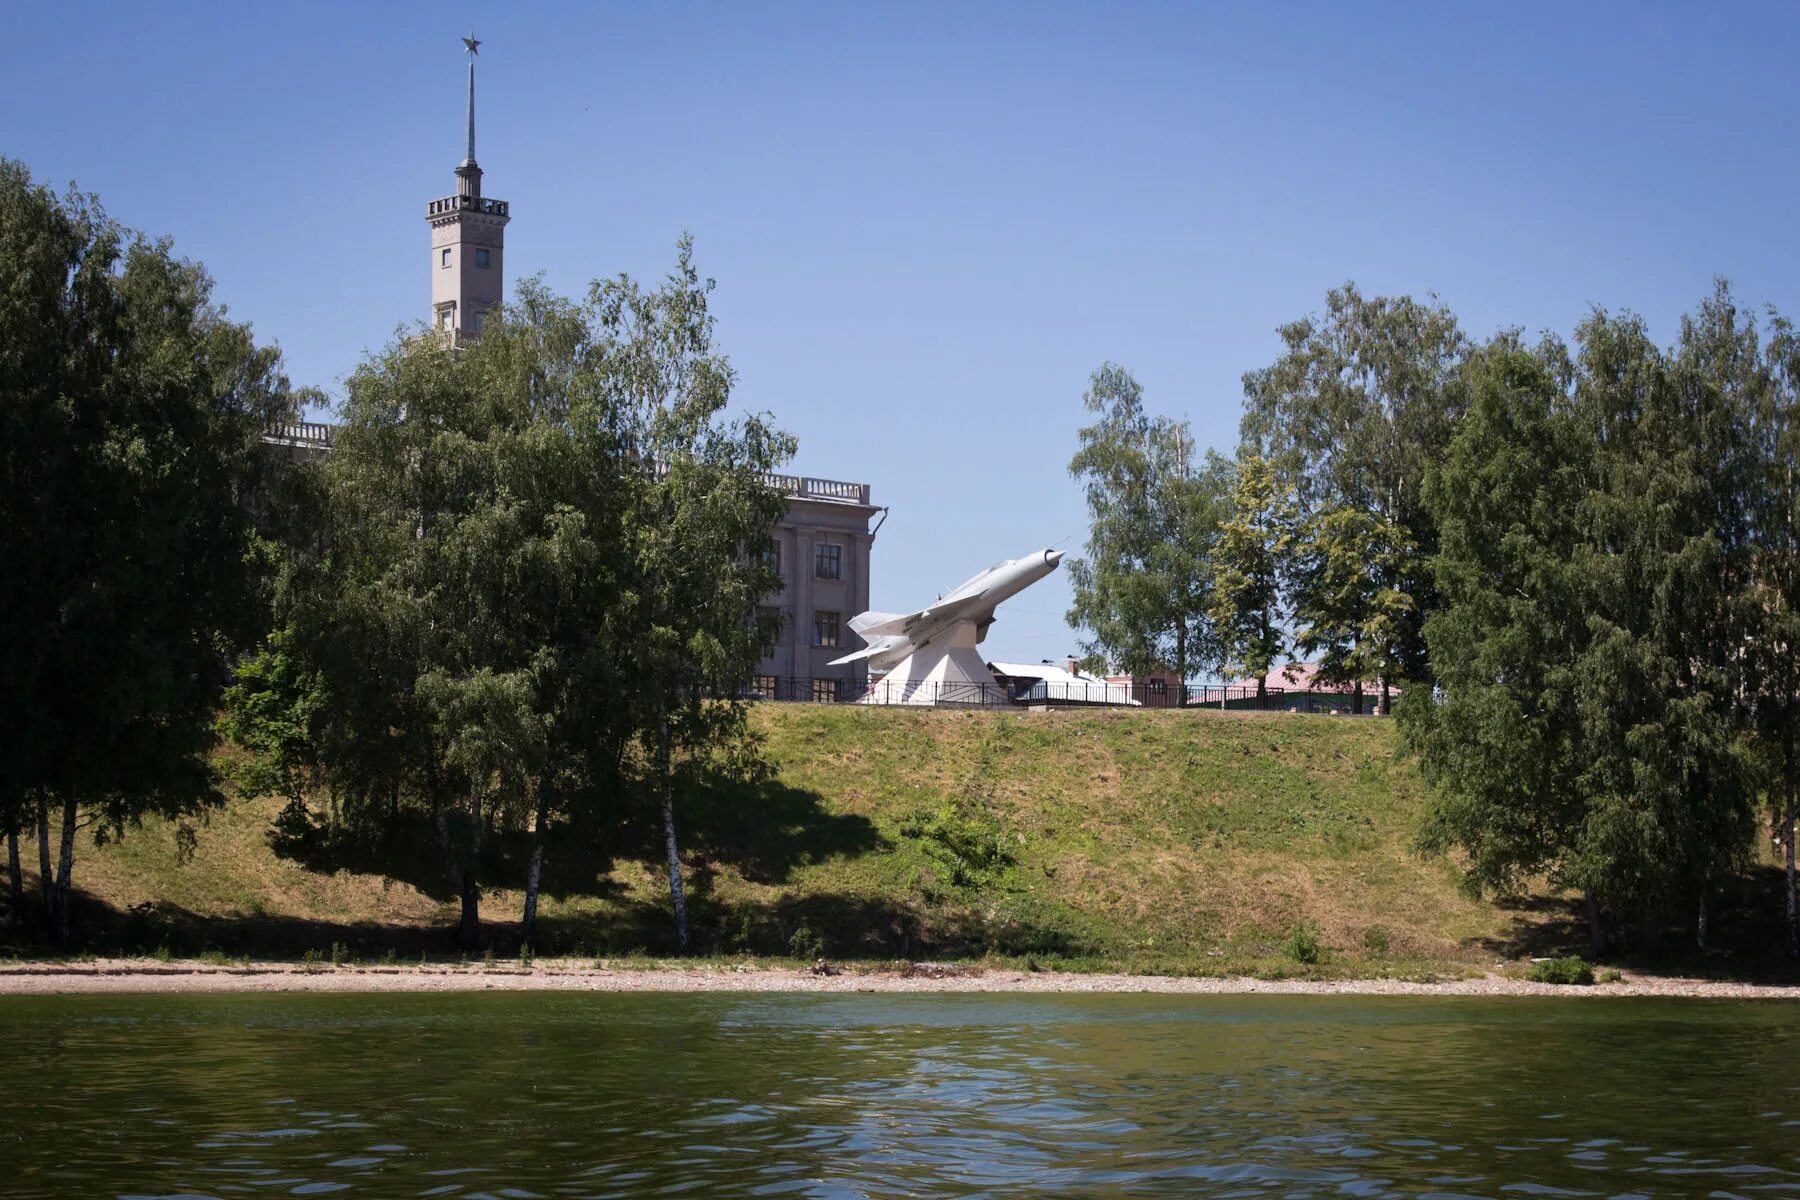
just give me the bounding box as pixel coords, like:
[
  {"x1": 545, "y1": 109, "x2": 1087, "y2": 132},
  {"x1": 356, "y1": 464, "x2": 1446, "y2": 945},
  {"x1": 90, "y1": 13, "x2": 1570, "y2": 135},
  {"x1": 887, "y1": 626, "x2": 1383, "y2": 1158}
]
[{"x1": 5, "y1": 706, "x2": 1578, "y2": 975}]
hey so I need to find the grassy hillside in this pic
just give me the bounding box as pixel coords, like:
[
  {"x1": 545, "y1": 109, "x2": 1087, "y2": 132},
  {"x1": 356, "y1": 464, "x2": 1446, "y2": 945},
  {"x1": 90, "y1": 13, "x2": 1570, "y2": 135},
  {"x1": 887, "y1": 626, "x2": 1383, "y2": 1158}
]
[{"x1": 7, "y1": 707, "x2": 1591, "y2": 976}]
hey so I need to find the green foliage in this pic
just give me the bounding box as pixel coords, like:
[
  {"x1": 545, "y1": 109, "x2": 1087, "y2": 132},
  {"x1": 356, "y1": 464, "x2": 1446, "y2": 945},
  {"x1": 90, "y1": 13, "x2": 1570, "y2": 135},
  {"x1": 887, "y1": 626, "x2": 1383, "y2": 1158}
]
[
  {"x1": 1284, "y1": 920, "x2": 1323, "y2": 964},
  {"x1": 1067, "y1": 363, "x2": 1230, "y2": 682},
  {"x1": 1210, "y1": 454, "x2": 1292, "y2": 692},
  {"x1": 900, "y1": 799, "x2": 1014, "y2": 891},
  {"x1": 276, "y1": 240, "x2": 792, "y2": 952},
  {"x1": 1597, "y1": 968, "x2": 1624, "y2": 984},
  {"x1": 1360, "y1": 926, "x2": 1390, "y2": 955},
  {"x1": 218, "y1": 628, "x2": 322, "y2": 804},
  {"x1": 1288, "y1": 505, "x2": 1413, "y2": 708},
  {"x1": 329, "y1": 941, "x2": 349, "y2": 967},
  {"x1": 898, "y1": 727, "x2": 1016, "y2": 892},
  {"x1": 1241, "y1": 283, "x2": 1465, "y2": 697},
  {"x1": 786, "y1": 923, "x2": 824, "y2": 960},
  {"x1": 0, "y1": 158, "x2": 302, "y2": 941},
  {"x1": 1527, "y1": 957, "x2": 1594, "y2": 986},
  {"x1": 1407, "y1": 293, "x2": 1763, "y2": 944}
]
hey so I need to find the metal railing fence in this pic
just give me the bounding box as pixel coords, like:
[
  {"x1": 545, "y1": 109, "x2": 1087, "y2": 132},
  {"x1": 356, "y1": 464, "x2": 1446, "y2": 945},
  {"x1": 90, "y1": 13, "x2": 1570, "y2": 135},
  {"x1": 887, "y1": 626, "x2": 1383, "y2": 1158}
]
[{"x1": 731, "y1": 676, "x2": 1387, "y2": 714}]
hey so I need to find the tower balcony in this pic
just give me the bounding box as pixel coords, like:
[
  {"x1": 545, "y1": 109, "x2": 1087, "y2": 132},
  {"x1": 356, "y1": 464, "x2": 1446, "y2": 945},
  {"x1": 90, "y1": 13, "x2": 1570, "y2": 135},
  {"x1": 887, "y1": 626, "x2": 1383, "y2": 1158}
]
[{"x1": 426, "y1": 194, "x2": 511, "y2": 219}]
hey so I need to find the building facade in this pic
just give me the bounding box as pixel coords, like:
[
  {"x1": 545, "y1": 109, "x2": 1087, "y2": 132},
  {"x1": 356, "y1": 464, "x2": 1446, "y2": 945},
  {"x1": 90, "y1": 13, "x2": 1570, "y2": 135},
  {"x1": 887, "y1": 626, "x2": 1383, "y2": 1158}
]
[
  {"x1": 265, "y1": 38, "x2": 880, "y2": 697},
  {"x1": 427, "y1": 37, "x2": 510, "y2": 341},
  {"x1": 751, "y1": 479, "x2": 883, "y2": 700}
]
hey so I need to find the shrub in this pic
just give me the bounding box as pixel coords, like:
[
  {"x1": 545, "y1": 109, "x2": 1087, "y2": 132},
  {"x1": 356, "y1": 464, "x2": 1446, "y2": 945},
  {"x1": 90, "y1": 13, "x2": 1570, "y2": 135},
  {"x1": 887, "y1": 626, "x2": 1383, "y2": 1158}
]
[
  {"x1": 1527, "y1": 957, "x2": 1594, "y2": 986},
  {"x1": 1285, "y1": 920, "x2": 1323, "y2": 965},
  {"x1": 899, "y1": 799, "x2": 1013, "y2": 890},
  {"x1": 788, "y1": 923, "x2": 824, "y2": 961},
  {"x1": 1597, "y1": 967, "x2": 1623, "y2": 984},
  {"x1": 329, "y1": 941, "x2": 349, "y2": 967},
  {"x1": 519, "y1": 944, "x2": 535, "y2": 969},
  {"x1": 1361, "y1": 926, "x2": 1390, "y2": 955}
]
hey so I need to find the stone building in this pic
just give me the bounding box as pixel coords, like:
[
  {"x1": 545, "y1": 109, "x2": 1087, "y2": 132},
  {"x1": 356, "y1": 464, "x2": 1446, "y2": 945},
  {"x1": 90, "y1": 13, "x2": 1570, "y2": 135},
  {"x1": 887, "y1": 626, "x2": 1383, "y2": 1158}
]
[
  {"x1": 427, "y1": 36, "x2": 509, "y2": 342},
  {"x1": 266, "y1": 39, "x2": 881, "y2": 697}
]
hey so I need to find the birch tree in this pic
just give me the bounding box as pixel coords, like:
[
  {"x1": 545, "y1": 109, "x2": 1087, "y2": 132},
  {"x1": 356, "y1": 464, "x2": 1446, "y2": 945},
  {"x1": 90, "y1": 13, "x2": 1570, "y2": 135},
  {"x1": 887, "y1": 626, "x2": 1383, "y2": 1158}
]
[
  {"x1": 1241, "y1": 284, "x2": 1464, "y2": 706},
  {"x1": 606, "y1": 239, "x2": 792, "y2": 951},
  {"x1": 1067, "y1": 363, "x2": 1228, "y2": 689},
  {"x1": 0, "y1": 159, "x2": 294, "y2": 941},
  {"x1": 1754, "y1": 313, "x2": 1800, "y2": 957},
  {"x1": 1209, "y1": 454, "x2": 1290, "y2": 704}
]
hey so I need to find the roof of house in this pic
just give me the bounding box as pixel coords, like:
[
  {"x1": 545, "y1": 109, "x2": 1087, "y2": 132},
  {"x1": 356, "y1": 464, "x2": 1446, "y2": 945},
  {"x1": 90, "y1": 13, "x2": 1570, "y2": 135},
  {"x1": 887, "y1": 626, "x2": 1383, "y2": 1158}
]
[
  {"x1": 988, "y1": 661, "x2": 1100, "y2": 686},
  {"x1": 1265, "y1": 662, "x2": 1399, "y2": 695}
]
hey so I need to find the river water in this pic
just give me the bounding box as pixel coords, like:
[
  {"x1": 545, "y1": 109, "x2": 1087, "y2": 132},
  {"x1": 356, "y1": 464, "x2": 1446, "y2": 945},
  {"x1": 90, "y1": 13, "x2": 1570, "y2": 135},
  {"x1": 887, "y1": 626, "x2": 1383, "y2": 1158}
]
[{"x1": 0, "y1": 992, "x2": 1794, "y2": 1197}]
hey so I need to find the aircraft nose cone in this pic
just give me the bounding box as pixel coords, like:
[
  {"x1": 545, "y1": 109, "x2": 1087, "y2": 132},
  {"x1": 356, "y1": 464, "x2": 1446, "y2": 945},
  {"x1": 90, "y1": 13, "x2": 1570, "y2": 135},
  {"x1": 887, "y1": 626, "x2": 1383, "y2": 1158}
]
[{"x1": 1046, "y1": 549, "x2": 1064, "y2": 566}]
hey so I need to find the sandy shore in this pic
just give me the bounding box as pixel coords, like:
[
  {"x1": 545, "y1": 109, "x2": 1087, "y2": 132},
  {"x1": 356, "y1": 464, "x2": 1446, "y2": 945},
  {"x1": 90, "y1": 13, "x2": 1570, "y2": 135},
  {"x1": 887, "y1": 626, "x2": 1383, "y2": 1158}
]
[{"x1": 0, "y1": 960, "x2": 1796, "y2": 998}]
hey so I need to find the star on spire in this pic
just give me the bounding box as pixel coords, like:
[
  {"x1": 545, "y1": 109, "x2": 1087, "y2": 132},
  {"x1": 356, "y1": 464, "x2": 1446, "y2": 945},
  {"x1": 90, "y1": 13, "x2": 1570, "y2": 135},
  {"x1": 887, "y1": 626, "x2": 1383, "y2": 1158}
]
[{"x1": 462, "y1": 33, "x2": 481, "y2": 55}]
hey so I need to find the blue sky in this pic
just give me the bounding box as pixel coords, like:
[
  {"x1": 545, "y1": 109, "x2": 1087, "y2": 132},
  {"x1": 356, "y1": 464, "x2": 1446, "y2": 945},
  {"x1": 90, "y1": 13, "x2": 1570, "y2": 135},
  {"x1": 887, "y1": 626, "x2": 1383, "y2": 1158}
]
[{"x1": 6, "y1": 2, "x2": 1800, "y2": 668}]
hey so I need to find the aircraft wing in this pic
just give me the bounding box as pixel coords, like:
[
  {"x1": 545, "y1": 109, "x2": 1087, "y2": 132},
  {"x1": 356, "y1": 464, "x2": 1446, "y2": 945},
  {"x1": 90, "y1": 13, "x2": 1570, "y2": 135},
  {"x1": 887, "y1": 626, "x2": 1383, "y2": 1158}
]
[
  {"x1": 828, "y1": 643, "x2": 894, "y2": 666},
  {"x1": 850, "y1": 592, "x2": 991, "y2": 640}
]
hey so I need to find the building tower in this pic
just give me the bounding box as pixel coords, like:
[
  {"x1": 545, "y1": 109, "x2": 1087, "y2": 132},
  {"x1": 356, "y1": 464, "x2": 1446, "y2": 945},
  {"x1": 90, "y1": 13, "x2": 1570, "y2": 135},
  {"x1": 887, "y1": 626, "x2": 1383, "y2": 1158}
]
[{"x1": 426, "y1": 35, "x2": 509, "y2": 341}]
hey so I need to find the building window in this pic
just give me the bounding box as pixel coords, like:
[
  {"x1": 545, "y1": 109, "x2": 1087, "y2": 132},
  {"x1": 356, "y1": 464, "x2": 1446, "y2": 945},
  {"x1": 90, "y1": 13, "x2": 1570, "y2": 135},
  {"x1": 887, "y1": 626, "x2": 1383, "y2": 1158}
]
[
  {"x1": 811, "y1": 678, "x2": 840, "y2": 704},
  {"x1": 813, "y1": 610, "x2": 840, "y2": 647},
  {"x1": 1148, "y1": 679, "x2": 1167, "y2": 693},
  {"x1": 757, "y1": 605, "x2": 783, "y2": 641},
  {"x1": 440, "y1": 248, "x2": 451, "y2": 268},
  {"x1": 815, "y1": 543, "x2": 841, "y2": 580},
  {"x1": 437, "y1": 304, "x2": 455, "y2": 329},
  {"x1": 750, "y1": 675, "x2": 778, "y2": 700},
  {"x1": 476, "y1": 248, "x2": 491, "y2": 268}
]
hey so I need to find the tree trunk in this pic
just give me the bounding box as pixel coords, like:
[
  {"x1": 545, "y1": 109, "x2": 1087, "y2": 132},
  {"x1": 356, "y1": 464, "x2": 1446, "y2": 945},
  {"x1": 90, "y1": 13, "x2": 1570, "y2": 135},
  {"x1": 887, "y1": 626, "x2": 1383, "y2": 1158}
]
[
  {"x1": 1696, "y1": 889, "x2": 1710, "y2": 951},
  {"x1": 1352, "y1": 678, "x2": 1364, "y2": 716},
  {"x1": 1784, "y1": 744, "x2": 1797, "y2": 958},
  {"x1": 36, "y1": 793, "x2": 51, "y2": 914},
  {"x1": 1173, "y1": 621, "x2": 1188, "y2": 710},
  {"x1": 1379, "y1": 677, "x2": 1392, "y2": 716},
  {"x1": 51, "y1": 793, "x2": 77, "y2": 945},
  {"x1": 1256, "y1": 674, "x2": 1267, "y2": 710},
  {"x1": 1585, "y1": 890, "x2": 1606, "y2": 958},
  {"x1": 521, "y1": 787, "x2": 551, "y2": 949},
  {"x1": 658, "y1": 701, "x2": 690, "y2": 952},
  {"x1": 6, "y1": 827, "x2": 21, "y2": 923},
  {"x1": 454, "y1": 791, "x2": 483, "y2": 952}
]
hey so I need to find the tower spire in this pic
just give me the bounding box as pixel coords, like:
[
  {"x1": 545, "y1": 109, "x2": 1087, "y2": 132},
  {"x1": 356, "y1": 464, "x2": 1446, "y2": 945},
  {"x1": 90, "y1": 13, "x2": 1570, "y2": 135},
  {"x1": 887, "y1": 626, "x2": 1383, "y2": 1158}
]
[
  {"x1": 461, "y1": 33, "x2": 480, "y2": 167},
  {"x1": 429, "y1": 32, "x2": 508, "y2": 342}
]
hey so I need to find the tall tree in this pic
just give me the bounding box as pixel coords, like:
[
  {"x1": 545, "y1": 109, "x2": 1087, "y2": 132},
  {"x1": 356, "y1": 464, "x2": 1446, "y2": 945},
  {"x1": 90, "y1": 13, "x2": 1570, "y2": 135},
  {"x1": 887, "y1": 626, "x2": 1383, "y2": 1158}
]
[
  {"x1": 1405, "y1": 336, "x2": 1599, "y2": 941},
  {"x1": 1287, "y1": 504, "x2": 1412, "y2": 715},
  {"x1": 282, "y1": 283, "x2": 618, "y2": 951},
  {"x1": 1753, "y1": 312, "x2": 1800, "y2": 957},
  {"x1": 1411, "y1": 293, "x2": 1763, "y2": 954},
  {"x1": 1241, "y1": 284, "x2": 1465, "y2": 706},
  {"x1": 607, "y1": 239, "x2": 793, "y2": 951},
  {"x1": 1067, "y1": 363, "x2": 1228, "y2": 689},
  {"x1": 1209, "y1": 454, "x2": 1290, "y2": 704},
  {"x1": 1569, "y1": 296, "x2": 1758, "y2": 944},
  {"x1": 0, "y1": 159, "x2": 295, "y2": 941}
]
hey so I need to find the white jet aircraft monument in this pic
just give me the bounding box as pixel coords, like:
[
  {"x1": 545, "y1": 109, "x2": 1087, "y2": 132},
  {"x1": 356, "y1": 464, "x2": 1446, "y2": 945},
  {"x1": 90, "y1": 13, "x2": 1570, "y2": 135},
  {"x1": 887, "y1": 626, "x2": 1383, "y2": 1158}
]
[{"x1": 830, "y1": 547, "x2": 1065, "y2": 705}]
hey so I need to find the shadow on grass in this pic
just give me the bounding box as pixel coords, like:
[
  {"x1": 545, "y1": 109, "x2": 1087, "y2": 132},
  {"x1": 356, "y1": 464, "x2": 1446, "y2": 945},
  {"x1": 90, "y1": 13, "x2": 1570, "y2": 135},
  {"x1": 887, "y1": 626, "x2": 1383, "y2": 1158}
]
[
  {"x1": 0, "y1": 766, "x2": 1099, "y2": 961},
  {"x1": 265, "y1": 773, "x2": 890, "y2": 906},
  {"x1": 1468, "y1": 866, "x2": 1800, "y2": 984},
  {"x1": 0, "y1": 886, "x2": 1093, "y2": 964}
]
